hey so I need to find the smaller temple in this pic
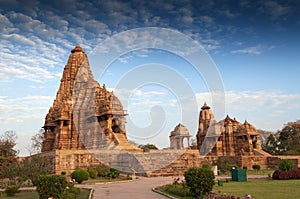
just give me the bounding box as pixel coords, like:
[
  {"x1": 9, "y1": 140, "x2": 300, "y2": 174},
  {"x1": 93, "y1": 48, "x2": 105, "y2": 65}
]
[
  {"x1": 197, "y1": 102, "x2": 264, "y2": 156},
  {"x1": 169, "y1": 123, "x2": 191, "y2": 149}
]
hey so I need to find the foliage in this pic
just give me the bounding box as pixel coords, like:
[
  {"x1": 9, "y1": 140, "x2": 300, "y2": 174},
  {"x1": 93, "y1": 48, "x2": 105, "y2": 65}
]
[
  {"x1": 272, "y1": 169, "x2": 300, "y2": 180},
  {"x1": 4, "y1": 184, "x2": 19, "y2": 196},
  {"x1": 262, "y1": 134, "x2": 279, "y2": 155},
  {"x1": 88, "y1": 169, "x2": 98, "y2": 179},
  {"x1": 62, "y1": 178, "x2": 81, "y2": 199},
  {"x1": 61, "y1": 171, "x2": 66, "y2": 175},
  {"x1": 216, "y1": 156, "x2": 238, "y2": 173},
  {"x1": 184, "y1": 167, "x2": 215, "y2": 199},
  {"x1": 29, "y1": 129, "x2": 44, "y2": 155},
  {"x1": 252, "y1": 164, "x2": 261, "y2": 171},
  {"x1": 278, "y1": 120, "x2": 300, "y2": 155},
  {"x1": 36, "y1": 175, "x2": 67, "y2": 199},
  {"x1": 138, "y1": 143, "x2": 158, "y2": 151},
  {"x1": 0, "y1": 131, "x2": 17, "y2": 157},
  {"x1": 21, "y1": 155, "x2": 53, "y2": 185},
  {"x1": 162, "y1": 183, "x2": 191, "y2": 197},
  {"x1": 71, "y1": 169, "x2": 89, "y2": 184},
  {"x1": 104, "y1": 167, "x2": 120, "y2": 179},
  {"x1": 278, "y1": 159, "x2": 295, "y2": 171},
  {"x1": 202, "y1": 163, "x2": 211, "y2": 170},
  {"x1": 0, "y1": 156, "x2": 23, "y2": 188},
  {"x1": 95, "y1": 163, "x2": 110, "y2": 177}
]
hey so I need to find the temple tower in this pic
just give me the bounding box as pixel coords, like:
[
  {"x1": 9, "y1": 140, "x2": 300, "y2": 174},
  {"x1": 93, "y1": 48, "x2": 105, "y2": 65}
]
[
  {"x1": 196, "y1": 102, "x2": 213, "y2": 149},
  {"x1": 41, "y1": 45, "x2": 135, "y2": 152}
]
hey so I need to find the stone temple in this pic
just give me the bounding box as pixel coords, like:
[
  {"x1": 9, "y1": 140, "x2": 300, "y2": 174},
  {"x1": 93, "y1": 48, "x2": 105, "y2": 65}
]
[
  {"x1": 38, "y1": 45, "x2": 299, "y2": 176},
  {"x1": 196, "y1": 102, "x2": 266, "y2": 156},
  {"x1": 42, "y1": 45, "x2": 138, "y2": 152}
]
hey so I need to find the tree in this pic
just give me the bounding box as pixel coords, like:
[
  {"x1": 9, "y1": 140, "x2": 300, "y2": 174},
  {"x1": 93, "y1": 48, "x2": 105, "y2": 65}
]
[
  {"x1": 263, "y1": 134, "x2": 279, "y2": 155},
  {"x1": 138, "y1": 143, "x2": 158, "y2": 151},
  {"x1": 29, "y1": 129, "x2": 44, "y2": 155},
  {"x1": 278, "y1": 120, "x2": 300, "y2": 155},
  {"x1": 0, "y1": 131, "x2": 17, "y2": 157}
]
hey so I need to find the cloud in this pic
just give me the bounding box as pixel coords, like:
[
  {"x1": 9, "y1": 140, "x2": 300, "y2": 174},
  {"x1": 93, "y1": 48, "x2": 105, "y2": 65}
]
[
  {"x1": 231, "y1": 45, "x2": 262, "y2": 55},
  {"x1": 263, "y1": 1, "x2": 291, "y2": 19}
]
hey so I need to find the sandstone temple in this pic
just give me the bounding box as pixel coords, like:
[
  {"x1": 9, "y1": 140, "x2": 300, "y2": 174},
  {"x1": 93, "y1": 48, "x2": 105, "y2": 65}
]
[
  {"x1": 37, "y1": 45, "x2": 299, "y2": 176},
  {"x1": 196, "y1": 102, "x2": 266, "y2": 156}
]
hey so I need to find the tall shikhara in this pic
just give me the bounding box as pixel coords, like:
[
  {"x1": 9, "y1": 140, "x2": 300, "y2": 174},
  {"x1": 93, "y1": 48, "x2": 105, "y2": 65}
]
[{"x1": 42, "y1": 45, "x2": 133, "y2": 152}]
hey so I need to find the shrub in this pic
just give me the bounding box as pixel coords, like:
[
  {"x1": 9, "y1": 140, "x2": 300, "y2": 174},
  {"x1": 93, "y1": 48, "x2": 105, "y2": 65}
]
[
  {"x1": 184, "y1": 167, "x2": 215, "y2": 199},
  {"x1": 88, "y1": 169, "x2": 98, "y2": 179},
  {"x1": 272, "y1": 169, "x2": 300, "y2": 180},
  {"x1": 21, "y1": 156, "x2": 53, "y2": 186},
  {"x1": 202, "y1": 163, "x2": 211, "y2": 170},
  {"x1": 279, "y1": 159, "x2": 295, "y2": 171},
  {"x1": 5, "y1": 184, "x2": 19, "y2": 196},
  {"x1": 216, "y1": 157, "x2": 238, "y2": 173},
  {"x1": 252, "y1": 164, "x2": 261, "y2": 171},
  {"x1": 164, "y1": 183, "x2": 191, "y2": 197},
  {"x1": 95, "y1": 163, "x2": 110, "y2": 177},
  {"x1": 71, "y1": 169, "x2": 89, "y2": 184},
  {"x1": 36, "y1": 175, "x2": 67, "y2": 199},
  {"x1": 105, "y1": 167, "x2": 120, "y2": 179},
  {"x1": 61, "y1": 171, "x2": 66, "y2": 175}
]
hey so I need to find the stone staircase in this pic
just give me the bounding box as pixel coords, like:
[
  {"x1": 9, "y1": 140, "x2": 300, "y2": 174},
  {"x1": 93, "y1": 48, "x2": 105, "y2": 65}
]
[
  {"x1": 113, "y1": 133, "x2": 142, "y2": 152},
  {"x1": 253, "y1": 149, "x2": 272, "y2": 156}
]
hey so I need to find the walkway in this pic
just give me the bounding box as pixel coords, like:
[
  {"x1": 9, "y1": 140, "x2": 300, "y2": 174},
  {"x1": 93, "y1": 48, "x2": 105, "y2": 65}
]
[{"x1": 80, "y1": 176, "x2": 171, "y2": 199}]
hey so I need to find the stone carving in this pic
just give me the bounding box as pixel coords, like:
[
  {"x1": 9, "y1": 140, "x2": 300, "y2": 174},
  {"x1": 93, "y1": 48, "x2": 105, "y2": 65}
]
[
  {"x1": 196, "y1": 102, "x2": 263, "y2": 156},
  {"x1": 41, "y1": 45, "x2": 137, "y2": 152},
  {"x1": 169, "y1": 123, "x2": 190, "y2": 149}
]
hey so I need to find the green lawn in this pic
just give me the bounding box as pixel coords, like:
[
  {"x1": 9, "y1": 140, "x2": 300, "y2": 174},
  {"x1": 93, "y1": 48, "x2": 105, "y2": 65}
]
[
  {"x1": 215, "y1": 179, "x2": 300, "y2": 199},
  {"x1": 0, "y1": 188, "x2": 91, "y2": 199},
  {"x1": 159, "y1": 179, "x2": 300, "y2": 199}
]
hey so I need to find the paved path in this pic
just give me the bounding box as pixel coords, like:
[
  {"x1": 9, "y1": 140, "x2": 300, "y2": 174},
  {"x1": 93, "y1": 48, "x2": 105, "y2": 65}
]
[{"x1": 80, "y1": 177, "x2": 172, "y2": 199}]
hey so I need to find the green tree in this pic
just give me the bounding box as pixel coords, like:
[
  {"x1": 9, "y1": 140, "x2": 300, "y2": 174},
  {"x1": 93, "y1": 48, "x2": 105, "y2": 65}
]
[
  {"x1": 138, "y1": 143, "x2": 158, "y2": 151},
  {"x1": 263, "y1": 134, "x2": 279, "y2": 155},
  {"x1": 278, "y1": 120, "x2": 300, "y2": 155}
]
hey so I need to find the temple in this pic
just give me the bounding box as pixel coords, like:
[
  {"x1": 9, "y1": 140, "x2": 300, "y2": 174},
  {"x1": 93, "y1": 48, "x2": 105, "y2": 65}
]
[
  {"x1": 36, "y1": 45, "x2": 299, "y2": 176},
  {"x1": 196, "y1": 102, "x2": 266, "y2": 156},
  {"x1": 42, "y1": 45, "x2": 138, "y2": 152}
]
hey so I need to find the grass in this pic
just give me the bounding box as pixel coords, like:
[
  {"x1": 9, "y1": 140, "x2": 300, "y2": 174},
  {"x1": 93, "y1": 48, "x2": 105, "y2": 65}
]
[
  {"x1": 0, "y1": 188, "x2": 91, "y2": 199},
  {"x1": 215, "y1": 179, "x2": 300, "y2": 199},
  {"x1": 159, "y1": 179, "x2": 300, "y2": 199}
]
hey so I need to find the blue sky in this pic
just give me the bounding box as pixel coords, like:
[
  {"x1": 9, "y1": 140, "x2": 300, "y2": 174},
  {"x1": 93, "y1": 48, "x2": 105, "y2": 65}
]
[{"x1": 0, "y1": 0, "x2": 299, "y2": 156}]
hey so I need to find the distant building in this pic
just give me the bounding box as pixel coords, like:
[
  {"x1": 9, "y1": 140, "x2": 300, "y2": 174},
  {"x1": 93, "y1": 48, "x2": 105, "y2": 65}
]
[
  {"x1": 196, "y1": 102, "x2": 266, "y2": 156},
  {"x1": 169, "y1": 123, "x2": 191, "y2": 149}
]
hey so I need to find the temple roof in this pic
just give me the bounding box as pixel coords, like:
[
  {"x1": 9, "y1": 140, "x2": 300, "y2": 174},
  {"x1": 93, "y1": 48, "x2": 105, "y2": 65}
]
[
  {"x1": 201, "y1": 102, "x2": 210, "y2": 110},
  {"x1": 71, "y1": 44, "x2": 85, "y2": 53}
]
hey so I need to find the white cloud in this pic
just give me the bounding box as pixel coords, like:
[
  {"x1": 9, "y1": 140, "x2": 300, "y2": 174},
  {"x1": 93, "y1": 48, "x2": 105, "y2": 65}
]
[{"x1": 231, "y1": 45, "x2": 262, "y2": 55}]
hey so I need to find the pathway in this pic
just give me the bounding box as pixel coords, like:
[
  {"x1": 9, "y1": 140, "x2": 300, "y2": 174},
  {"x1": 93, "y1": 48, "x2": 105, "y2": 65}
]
[{"x1": 80, "y1": 176, "x2": 172, "y2": 199}]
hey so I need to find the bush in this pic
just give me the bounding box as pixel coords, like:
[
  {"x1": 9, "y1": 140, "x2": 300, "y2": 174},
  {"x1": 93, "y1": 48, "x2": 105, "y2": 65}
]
[
  {"x1": 61, "y1": 171, "x2": 66, "y2": 175},
  {"x1": 164, "y1": 183, "x2": 191, "y2": 197},
  {"x1": 184, "y1": 167, "x2": 215, "y2": 199},
  {"x1": 252, "y1": 164, "x2": 261, "y2": 170},
  {"x1": 95, "y1": 163, "x2": 110, "y2": 177},
  {"x1": 105, "y1": 167, "x2": 120, "y2": 179},
  {"x1": 216, "y1": 157, "x2": 238, "y2": 173},
  {"x1": 5, "y1": 185, "x2": 19, "y2": 196},
  {"x1": 88, "y1": 169, "x2": 98, "y2": 179},
  {"x1": 36, "y1": 175, "x2": 67, "y2": 199},
  {"x1": 272, "y1": 169, "x2": 300, "y2": 180},
  {"x1": 202, "y1": 163, "x2": 211, "y2": 170},
  {"x1": 71, "y1": 169, "x2": 89, "y2": 184},
  {"x1": 279, "y1": 159, "x2": 295, "y2": 171}
]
